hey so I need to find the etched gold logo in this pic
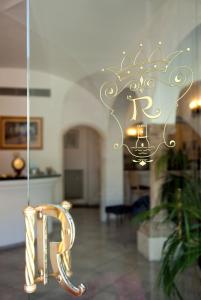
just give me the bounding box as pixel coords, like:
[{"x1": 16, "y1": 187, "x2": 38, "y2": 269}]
[{"x1": 100, "y1": 42, "x2": 193, "y2": 166}]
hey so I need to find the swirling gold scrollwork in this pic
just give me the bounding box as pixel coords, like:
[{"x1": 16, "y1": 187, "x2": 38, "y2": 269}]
[
  {"x1": 146, "y1": 78, "x2": 155, "y2": 88},
  {"x1": 100, "y1": 43, "x2": 193, "y2": 166},
  {"x1": 113, "y1": 143, "x2": 120, "y2": 149},
  {"x1": 163, "y1": 137, "x2": 176, "y2": 148},
  {"x1": 100, "y1": 81, "x2": 119, "y2": 113},
  {"x1": 162, "y1": 66, "x2": 193, "y2": 149},
  {"x1": 129, "y1": 77, "x2": 155, "y2": 94},
  {"x1": 102, "y1": 81, "x2": 118, "y2": 98},
  {"x1": 129, "y1": 80, "x2": 138, "y2": 92},
  {"x1": 169, "y1": 66, "x2": 191, "y2": 87}
]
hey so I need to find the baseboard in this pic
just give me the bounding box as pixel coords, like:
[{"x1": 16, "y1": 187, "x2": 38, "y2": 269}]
[
  {"x1": 0, "y1": 241, "x2": 25, "y2": 251},
  {"x1": 73, "y1": 204, "x2": 100, "y2": 208}
]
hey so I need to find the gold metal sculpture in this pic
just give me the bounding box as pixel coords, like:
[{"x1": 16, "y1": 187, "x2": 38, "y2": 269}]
[
  {"x1": 100, "y1": 42, "x2": 193, "y2": 166},
  {"x1": 24, "y1": 201, "x2": 85, "y2": 296},
  {"x1": 24, "y1": 206, "x2": 36, "y2": 293}
]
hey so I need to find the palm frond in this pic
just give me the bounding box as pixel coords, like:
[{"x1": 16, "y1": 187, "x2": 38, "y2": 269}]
[{"x1": 135, "y1": 148, "x2": 201, "y2": 300}]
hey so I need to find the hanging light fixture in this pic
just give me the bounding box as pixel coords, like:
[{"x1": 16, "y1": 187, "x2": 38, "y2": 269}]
[
  {"x1": 189, "y1": 98, "x2": 201, "y2": 116},
  {"x1": 126, "y1": 125, "x2": 144, "y2": 137}
]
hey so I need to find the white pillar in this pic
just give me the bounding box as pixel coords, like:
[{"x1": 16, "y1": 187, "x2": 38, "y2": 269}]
[
  {"x1": 100, "y1": 125, "x2": 124, "y2": 221},
  {"x1": 137, "y1": 125, "x2": 174, "y2": 261}
]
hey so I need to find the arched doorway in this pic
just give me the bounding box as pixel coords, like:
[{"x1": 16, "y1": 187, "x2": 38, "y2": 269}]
[
  {"x1": 175, "y1": 80, "x2": 201, "y2": 170},
  {"x1": 63, "y1": 125, "x2": 102, "y2": 206}
]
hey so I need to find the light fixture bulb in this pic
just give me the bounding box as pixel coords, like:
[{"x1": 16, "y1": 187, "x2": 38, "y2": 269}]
[
  {"x1": 126, "y1": 128, "x2": 137, "y2": 136},
  {"x1": 198, "y1": 99, "x2": 201, "y2": 107},
  {"x1": 189, "y1": 99, "x2": 197, "y2": 110},
  {"x1": 126, "y1": 126, "x2": 144, "y2": 137}
]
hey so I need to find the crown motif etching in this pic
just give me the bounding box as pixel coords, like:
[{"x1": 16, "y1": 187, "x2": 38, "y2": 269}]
[{"x1": 100, "y1": 42, "x2": 193, "y2": 166}]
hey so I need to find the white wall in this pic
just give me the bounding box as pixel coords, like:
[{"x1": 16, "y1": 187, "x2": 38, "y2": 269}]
[
  {"x1": 0, "y1": 68, "x2": 26, "y2": 174},
  {"x1": 176, "y1": 24, "x2": 201, "y2": 137},
  {"x1": 0, "y1": 177, "x2": 57, "y2": 247},
  {"x1": 60, "y1": 76, "x2": 124, "y2": 219},
  {"x1": 0, "y1": 68, "x2": 125, "y2": 220}
]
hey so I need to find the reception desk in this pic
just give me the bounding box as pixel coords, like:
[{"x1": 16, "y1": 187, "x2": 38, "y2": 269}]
[{"x1": 0, "y1": 175, "x2": 61, "y2": 248}]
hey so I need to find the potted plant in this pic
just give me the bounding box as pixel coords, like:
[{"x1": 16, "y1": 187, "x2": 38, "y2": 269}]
[{"x1": 135, "y1": 149, "x2": 201, "y2": 299}]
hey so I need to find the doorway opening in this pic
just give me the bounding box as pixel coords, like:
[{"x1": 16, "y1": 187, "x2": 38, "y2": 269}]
[
  {"x1": 123, "y1": 126, "x2": 150, "y2": 206},
  {"x1": 63, "y1": 125, "x2": 102, "y2": 207}
]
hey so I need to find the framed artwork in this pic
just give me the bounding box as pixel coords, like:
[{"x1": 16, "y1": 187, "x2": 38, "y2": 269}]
[
  {"x1": 0, "y1": 116, "x2": 43, "y2": 149},
  {"x1": 64, "y1": 129, "x2": 79, "y2": 149}
]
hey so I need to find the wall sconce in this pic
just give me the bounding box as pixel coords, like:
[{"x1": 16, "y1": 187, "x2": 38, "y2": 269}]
[
  {"x1": 126, "y1": 125, "x2": 144, "y2": 137},
  {"x1": 189, "y1": 98, "x2": 201, "y2": 116}
]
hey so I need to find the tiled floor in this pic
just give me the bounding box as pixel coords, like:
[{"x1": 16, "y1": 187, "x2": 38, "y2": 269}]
[{"x1": 0, "y1": 208, "x2": 200, "y2": 300}]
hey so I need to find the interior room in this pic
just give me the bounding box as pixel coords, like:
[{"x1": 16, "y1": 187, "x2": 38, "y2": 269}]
[{"x1": 0, "y1": 1, "x2": 201, "y2": 299}]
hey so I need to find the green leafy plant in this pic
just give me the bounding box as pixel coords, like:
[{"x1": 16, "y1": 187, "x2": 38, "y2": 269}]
[{"x1": 135, "y1": 149, "x2": 201, "y2": 299}]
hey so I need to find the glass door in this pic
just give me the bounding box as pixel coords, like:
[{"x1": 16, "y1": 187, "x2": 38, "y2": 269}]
[{"x1": 27, "y1": 1, "x2": 201, "y2": 299}]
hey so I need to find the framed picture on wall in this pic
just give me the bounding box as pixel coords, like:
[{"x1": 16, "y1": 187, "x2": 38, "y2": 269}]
[{"x1": 0, "y1": 116, "x2": 43, "y2": 149}]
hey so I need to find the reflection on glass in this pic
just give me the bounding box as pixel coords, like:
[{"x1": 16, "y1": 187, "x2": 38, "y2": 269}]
[
  {"x1": 28, "y1": 1, "x2": 201, "y2": 299},
  {"x1": 0, "y1": 1, "x2": 201, "y2": 300}
]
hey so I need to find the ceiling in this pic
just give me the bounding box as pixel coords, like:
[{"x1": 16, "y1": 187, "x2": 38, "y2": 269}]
[
  {"x1": 0, "y1": 0, "x2": 200, "y2": 85},
  {"x1": 29, "y1": 0, "x2": 164, "y2": 82},
  {"x1": 0, "y1": 0, "x2": 166, "y2": 80},
  {"x1": 0, "y1": 0, "x2": 26, "y2": 68}
]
